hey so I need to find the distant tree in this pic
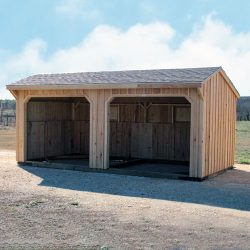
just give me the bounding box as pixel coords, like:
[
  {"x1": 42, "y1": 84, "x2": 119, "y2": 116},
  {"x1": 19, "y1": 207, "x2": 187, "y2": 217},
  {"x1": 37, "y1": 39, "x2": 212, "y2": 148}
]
[
  {"x1": 0, "y1": 99, "x2": 16, "y2": 126},
  {"x1": 237, "y1": 96, "x2": 250, "y2": 121}
]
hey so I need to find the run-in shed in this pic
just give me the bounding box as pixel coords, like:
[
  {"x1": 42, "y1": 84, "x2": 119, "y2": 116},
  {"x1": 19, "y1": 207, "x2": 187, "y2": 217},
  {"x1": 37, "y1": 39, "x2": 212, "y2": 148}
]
[{"x1": 7, "y1": 67, "x2": 240, "y2": 179}]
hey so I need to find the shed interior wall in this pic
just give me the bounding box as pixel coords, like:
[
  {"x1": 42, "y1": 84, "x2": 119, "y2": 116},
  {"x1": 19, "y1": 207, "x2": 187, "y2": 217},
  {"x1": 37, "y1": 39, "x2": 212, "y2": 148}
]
[
  {"x1": 109, "y1": 97, "x2": 191, "y2": 163},
  {"x1": 27, "y1": 97, "x2": 90, "y2": 160}
]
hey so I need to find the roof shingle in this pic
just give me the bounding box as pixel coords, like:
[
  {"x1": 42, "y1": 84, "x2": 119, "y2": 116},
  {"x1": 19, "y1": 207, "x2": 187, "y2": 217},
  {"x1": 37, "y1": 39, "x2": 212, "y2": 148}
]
[{"x1": 7, "y1": 67, "x2": 221, "y2": 87}]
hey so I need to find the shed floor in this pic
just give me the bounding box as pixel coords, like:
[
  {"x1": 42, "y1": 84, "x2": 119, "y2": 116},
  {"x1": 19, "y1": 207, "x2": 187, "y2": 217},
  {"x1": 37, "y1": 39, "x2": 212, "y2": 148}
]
[
  {"x1": 27, "y1": 156, "x2": 189, "y2": 179},
  {"x1": 112, "y1": 162, "x2": 189, "y2": 176}
]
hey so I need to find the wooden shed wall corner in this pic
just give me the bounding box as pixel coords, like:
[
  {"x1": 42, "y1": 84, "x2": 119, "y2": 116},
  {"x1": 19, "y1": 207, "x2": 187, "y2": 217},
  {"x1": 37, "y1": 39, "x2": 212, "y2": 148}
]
[
  {"x1": 15, "y1": 90, "x2": 27, "y2": 162},
  {"x1": 202, "y1": 71, "x2": 238, "y2": 177}
]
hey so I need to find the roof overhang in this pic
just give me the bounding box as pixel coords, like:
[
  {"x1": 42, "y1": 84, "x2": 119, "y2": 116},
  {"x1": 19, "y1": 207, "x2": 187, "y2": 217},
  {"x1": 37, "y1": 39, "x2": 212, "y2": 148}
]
[{"x1": 6, "y1": 82, "x2": 201, "y2": 91}]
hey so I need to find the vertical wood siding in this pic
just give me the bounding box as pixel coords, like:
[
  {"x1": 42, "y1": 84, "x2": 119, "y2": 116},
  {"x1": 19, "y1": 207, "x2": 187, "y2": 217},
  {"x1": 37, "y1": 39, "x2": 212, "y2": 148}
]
[
  {"x1": 203, "y1": 72, "x2": 237, "y2": 176},
  {"x1": 27, "y1": 101, "x2": 90, "y2": 160},
  {"x1": 109, "y1": 104, "x2": 190, "y2": 162}
]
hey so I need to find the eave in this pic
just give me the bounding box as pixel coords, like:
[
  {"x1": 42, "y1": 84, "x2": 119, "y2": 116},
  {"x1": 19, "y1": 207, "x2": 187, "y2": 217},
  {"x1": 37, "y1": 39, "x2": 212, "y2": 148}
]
[{"x1": 6, "y1": 82, "x2": 201, "y2": 91}]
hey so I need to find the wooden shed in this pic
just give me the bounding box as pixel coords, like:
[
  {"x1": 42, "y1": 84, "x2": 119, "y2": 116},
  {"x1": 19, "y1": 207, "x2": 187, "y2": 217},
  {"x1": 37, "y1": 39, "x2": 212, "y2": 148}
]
[{"x1": 7, "y1": 67, "x2": 240, "y2": 179}]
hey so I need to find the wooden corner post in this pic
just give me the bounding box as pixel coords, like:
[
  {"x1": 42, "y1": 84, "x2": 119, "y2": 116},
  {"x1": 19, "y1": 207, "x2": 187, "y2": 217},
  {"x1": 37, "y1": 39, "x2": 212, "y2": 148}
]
[{"x1": 16, "y1": 90, "x2": 28, "y2": 162}]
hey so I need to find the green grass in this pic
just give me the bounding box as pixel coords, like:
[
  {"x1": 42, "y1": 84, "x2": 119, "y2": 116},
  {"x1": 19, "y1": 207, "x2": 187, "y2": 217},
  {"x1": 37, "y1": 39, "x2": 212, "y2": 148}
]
[{"x1": 236, "y1": 121, "x2": 250, "y2": 164}]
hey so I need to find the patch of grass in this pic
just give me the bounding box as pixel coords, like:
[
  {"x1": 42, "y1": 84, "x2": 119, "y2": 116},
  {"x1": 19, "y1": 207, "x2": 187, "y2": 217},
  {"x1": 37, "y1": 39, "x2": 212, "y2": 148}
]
[
  {"x1": 0, "y1": 126, "x2": 16, "y2": 150},
  {"x1": 236, "y1": 121, "x2": 250, "y2": 164}
]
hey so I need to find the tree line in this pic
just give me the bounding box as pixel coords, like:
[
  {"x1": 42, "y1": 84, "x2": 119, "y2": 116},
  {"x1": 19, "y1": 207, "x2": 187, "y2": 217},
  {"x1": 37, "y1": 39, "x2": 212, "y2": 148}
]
[
  {"x1": 0, "y1": 97, "x2": 250, "y2": 126},
  {"x1": 237, "y1": 96, "x2": 250, "y2": 121},
  {"x1": 0, "y1": 99, "x2": 16, "y2": 126}
]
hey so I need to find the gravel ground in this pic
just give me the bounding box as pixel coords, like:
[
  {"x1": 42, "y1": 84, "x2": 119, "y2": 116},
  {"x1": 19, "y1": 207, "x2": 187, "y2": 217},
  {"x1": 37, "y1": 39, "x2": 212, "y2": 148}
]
[{"x1": 0, "y1": 150, "x2": 250, "y2": 250}]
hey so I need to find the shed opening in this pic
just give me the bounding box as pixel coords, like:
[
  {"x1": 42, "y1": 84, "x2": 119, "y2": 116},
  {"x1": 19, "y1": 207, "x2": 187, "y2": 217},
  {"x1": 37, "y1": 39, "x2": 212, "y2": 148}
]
[
  {"x1": 109, "y1": 97, "x2": 191, "y2": 177},
  {"x1": 26, "y1": 97, "x2": 90, "y2": 167}
]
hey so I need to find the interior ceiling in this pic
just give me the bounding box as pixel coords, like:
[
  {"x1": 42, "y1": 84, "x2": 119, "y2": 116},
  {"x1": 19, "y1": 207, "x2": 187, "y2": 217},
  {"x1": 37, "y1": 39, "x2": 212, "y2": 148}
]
[
  {"x1": 111, "y1": 97, "x2": 190, "y2": 104},
  {"x1": 29, "y1": 96, "x2": 190, "y2": 105},
  {"x1": 29, "y1": 97, "x2": 89, "y2": 103}
]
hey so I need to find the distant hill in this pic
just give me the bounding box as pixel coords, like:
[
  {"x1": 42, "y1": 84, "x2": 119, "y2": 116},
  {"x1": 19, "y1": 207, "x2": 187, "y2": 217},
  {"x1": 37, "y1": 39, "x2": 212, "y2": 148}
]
[{"x1": 237, "y1": 96, "x2": 250, "y2": 121}]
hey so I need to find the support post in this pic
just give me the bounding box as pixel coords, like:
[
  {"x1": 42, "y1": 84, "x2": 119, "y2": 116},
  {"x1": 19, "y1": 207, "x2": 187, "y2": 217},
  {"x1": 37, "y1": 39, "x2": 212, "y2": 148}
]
[
  {"x1": 16, "y1": 91, "x2": 27, "y2": 162},
  {"x1": 88, "y1": 90, "x2": 110, "y2": 169}
]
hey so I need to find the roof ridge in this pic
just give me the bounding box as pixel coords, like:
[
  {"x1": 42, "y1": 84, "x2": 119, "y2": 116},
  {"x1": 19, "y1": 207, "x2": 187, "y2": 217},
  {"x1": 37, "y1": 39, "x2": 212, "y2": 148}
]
[{"x1": 25, "y1": 66, "x2": 221, "y2": 77}]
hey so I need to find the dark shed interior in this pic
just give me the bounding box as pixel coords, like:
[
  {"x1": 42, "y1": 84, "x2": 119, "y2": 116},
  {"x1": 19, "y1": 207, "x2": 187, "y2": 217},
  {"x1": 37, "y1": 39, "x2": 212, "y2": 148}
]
[
  {"x1": 27, "y1": 97, "x2": 90, "y2": 163},
  {"x1": 109, "y1": 97, "x2": 191, "y2": 176},
  {"x1": 26, "y1": 96, "x2": 191, "y2": 177}
]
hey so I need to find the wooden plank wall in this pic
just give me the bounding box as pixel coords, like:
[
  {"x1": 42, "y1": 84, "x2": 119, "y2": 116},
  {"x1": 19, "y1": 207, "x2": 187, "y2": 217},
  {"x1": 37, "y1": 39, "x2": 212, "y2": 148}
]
[
  {"x1": 27, "y1": 101, "x2": 89, "y2": 160},
  {"x1": 109, "y1": 104, "x2": 190, "y2": 162},
  {"x1": 203, "y1": 72, "x2": 237, "y2": 176}
]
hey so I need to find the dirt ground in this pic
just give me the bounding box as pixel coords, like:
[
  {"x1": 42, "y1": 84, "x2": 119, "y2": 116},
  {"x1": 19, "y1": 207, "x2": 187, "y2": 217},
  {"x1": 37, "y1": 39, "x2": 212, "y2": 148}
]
[{"x1": 0, "y1": 151, "x2": 250, "y2": 250}]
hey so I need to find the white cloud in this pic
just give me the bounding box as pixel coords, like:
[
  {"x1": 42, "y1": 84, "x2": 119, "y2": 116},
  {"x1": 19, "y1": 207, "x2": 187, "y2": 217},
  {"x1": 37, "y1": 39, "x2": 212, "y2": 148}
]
[{"x1": 1, "y1": 15, "x2": 250, "y2": 99}]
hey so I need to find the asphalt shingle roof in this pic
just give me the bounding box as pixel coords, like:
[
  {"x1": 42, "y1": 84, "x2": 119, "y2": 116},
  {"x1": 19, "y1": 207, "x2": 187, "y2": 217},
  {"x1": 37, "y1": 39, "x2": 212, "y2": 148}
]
[{"x1": 7, "y1": 67, "x2": 221, "y2": 87}]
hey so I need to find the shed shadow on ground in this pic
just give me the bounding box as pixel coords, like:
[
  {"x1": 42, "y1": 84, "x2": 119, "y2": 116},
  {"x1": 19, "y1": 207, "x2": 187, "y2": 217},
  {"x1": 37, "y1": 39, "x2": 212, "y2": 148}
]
[{"x1": 20, "y1": 165, "x2": 250, "y2": 212}]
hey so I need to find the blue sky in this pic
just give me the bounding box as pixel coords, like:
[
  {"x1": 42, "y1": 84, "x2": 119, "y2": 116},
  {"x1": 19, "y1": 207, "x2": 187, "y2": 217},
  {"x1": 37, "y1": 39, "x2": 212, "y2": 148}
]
[{"x1": 1, "y1": 0, "x2": 250, "y2": 98}]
